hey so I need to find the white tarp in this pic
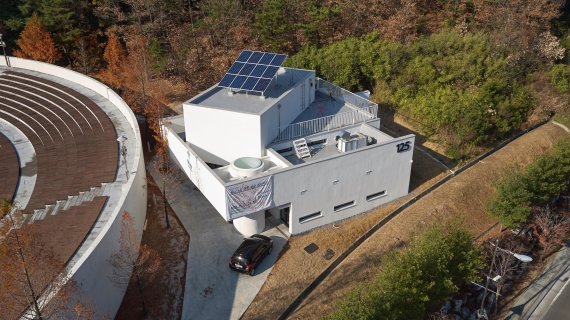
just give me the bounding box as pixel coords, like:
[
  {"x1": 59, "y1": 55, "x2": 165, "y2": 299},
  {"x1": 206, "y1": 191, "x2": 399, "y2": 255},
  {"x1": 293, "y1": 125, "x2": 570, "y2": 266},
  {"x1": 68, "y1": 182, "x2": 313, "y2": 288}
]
[{"x1": 226, "y1": 176, "x2": 274, "y2": 219}]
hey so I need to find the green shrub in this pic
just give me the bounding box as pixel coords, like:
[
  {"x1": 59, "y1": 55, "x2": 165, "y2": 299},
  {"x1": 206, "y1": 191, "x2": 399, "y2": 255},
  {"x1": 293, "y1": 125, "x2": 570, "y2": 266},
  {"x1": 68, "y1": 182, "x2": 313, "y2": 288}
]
[
  {"x1": 550, "y1": 63, "x2": 570, "y2": 93},
  {"x1": 325, "y1": 225, "x2": 483, "y2": 320},
  {"x1": 287, "y1": 30, "x2": 534, "y2": 159},
  {"x1": 487, "y1": 139, "x2": 570, "y2": 227}
]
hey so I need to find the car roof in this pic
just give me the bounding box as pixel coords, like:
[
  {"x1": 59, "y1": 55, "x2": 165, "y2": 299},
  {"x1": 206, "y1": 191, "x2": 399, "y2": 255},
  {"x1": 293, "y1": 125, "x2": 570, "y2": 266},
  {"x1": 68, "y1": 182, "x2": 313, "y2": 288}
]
[{"x1": 234, "y1": 236, "x2": 268, "y2": 258}]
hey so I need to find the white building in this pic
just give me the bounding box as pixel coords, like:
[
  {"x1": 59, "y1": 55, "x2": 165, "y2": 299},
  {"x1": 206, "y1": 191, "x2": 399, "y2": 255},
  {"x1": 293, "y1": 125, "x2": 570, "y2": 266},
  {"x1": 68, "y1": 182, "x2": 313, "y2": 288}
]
[{"x1": 164, "y1": 51, "x2": 414, "y2": 235}]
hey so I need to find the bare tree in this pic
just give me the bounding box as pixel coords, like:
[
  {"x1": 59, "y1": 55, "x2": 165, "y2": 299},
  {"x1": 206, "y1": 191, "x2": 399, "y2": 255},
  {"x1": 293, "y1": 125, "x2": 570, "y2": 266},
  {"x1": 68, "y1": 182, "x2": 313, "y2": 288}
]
[
  {"x1": 108, "y1": 211, "x2": 161, "y2": 317},
  {"x1": 531, "y1": 205, "x2": 570, "y2": 259},
  {"x1": 0, "y1": 201, "x2": 91, "y2": 319},
  {"x1": 490, "y1": 240, "x2": 524, "y2": 314}
]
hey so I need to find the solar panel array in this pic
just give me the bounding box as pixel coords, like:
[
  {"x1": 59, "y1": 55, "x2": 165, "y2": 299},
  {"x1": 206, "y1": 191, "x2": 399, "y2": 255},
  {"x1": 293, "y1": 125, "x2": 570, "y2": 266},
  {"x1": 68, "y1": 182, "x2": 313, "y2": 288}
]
[{"x1": 218, "y1": 50, "x2": 287, "y2": 93}]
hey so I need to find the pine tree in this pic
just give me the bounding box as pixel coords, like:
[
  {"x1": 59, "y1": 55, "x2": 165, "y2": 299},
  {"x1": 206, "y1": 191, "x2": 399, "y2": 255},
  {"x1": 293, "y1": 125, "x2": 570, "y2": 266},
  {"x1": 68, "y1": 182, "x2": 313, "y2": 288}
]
[{"x1": 13, "y1": 13, "x2": 61, "y2": 63}]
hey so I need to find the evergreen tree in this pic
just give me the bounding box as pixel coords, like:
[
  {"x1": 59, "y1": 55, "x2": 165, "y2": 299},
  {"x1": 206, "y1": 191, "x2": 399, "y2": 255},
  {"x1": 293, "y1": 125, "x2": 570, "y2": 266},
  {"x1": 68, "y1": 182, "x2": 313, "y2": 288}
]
[{"x1": 254, "y1": 0, "x2": 290, "y2": 51}]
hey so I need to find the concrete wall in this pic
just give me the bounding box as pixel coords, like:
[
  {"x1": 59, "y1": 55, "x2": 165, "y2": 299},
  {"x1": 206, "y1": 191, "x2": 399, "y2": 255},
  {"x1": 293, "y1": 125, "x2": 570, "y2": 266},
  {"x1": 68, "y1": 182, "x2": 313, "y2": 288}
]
[
  {"x1": 270, "y1": 134, "x2": 414, "y2": 234},
  {"x1": 1, "y1": 57, "x2": 147, "y2": 318},
  {"x1": 164, "y1": 120, "x2": 229, "y2": 219},
  {"x1": 260, "y1": 72, "x2": 316, "y2": 147},
  {"x1": 184, "y1": 103, "x2": 262, "y2": 164}
]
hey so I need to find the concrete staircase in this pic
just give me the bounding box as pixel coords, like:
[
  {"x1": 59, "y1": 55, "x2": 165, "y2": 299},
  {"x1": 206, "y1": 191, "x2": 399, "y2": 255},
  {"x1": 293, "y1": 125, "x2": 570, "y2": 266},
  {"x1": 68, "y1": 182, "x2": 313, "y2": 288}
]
[{"x1": 25, "y1": 182, "x2": 119, "y2": 223}]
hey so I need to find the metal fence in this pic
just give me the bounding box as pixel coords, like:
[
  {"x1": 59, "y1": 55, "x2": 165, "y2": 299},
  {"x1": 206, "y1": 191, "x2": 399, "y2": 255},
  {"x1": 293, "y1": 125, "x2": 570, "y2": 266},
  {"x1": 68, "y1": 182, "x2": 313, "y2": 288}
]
[
  {"x1": 272, "y1": 105, "x2": 377, "y2": 143},
  {"x1": 316, "y1": 78, "x2": 377, "y2": 110},
  {"x1": 271, "y1": 78, "x2": 378, "y2": 143}
]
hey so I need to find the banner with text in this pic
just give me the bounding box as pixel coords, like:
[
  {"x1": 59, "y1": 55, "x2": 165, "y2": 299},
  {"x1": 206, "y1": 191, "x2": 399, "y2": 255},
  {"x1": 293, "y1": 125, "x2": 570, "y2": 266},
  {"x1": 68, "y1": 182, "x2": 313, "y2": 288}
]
[{"x1": 226, "y1": 176, "x2": 274, "y2": 219}]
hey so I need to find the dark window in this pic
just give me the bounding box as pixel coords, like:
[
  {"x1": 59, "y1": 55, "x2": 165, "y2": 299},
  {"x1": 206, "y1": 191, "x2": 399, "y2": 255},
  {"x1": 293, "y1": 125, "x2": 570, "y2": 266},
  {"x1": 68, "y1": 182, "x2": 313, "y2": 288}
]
[
  {"x1": 206, "y1": 162, "x2": 223, "y2": 169},
  {"x1": 276, "y1": 147, "x2": 293, "y2": 154},
  {"x1": 299, "y1": 211, "x2": 322, "y2": 224},
  {"x1": 366, "y1": 190, "x2": 387, "y2": 201},
  {"x1": 334, "y1": 201, "x2": 355, "y2": 212},
  {"x1": 307, "y1": 139, "x2": 327, "y2": 147}
]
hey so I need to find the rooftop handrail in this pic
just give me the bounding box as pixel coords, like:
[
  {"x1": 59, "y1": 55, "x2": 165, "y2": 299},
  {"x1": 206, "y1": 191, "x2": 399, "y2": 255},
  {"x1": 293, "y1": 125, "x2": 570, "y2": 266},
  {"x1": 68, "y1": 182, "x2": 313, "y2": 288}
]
[
  {"x1": 316, "y1": 78, "x2": 377, "y2": 110},
  {"x1": 272, "y1": 104, "x2": 377, "y2": 143}
]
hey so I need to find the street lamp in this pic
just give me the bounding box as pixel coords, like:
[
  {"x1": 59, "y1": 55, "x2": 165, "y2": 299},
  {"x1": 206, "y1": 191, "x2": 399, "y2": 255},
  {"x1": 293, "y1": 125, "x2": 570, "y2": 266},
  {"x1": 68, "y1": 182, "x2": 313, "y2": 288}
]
[
  {"x1": 117, "y1": 135, "x2": 129, "y2": 181},
  {"x1": 477, "y1": 240, "x2": 533, "y2": 319},
  {"x1": 0, "y1": 34, "x2": 8, "y2": 67}
]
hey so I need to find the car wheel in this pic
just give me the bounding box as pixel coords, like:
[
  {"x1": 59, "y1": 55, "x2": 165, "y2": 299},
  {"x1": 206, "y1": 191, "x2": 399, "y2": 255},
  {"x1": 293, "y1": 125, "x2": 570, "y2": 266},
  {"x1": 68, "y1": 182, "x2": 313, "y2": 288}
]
[
  {"x1": 267, "y1": 245, "x2": 273, "y2": 255},
  {"x1": 249, "y1": 267, "x2": 255, "y2": 276}
]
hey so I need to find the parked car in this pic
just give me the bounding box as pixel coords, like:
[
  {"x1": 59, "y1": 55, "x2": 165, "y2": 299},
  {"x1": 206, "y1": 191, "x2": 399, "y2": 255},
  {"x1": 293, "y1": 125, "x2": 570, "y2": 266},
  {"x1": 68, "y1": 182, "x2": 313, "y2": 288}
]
[{"x1": 229, "y1": 234, "x2": 273, "y2": 276}]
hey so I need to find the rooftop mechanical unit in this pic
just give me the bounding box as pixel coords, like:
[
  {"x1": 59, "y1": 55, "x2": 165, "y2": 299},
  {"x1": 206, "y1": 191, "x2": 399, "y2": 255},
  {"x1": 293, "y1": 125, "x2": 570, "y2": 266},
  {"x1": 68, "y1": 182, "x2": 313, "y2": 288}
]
[{"x1": 336, "y1": 132, "x2": 367, "y2": 152}]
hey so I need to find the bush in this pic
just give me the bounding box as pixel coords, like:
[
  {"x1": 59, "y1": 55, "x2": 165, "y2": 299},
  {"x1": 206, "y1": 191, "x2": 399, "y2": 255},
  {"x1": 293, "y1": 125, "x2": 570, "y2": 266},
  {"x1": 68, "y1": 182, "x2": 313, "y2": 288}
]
[
  {"x1": 326, "y1": 225, "x2": 483, "y2": 320},
  {"x1": 287, "y1": 30, "x2": 534, "y2": 159},
  {"x1": 550, "y1": 63, "x2": 570, "y2": 93},
  {"x1": 487, "y1": 139, "x2": 570, "y2": 227}
]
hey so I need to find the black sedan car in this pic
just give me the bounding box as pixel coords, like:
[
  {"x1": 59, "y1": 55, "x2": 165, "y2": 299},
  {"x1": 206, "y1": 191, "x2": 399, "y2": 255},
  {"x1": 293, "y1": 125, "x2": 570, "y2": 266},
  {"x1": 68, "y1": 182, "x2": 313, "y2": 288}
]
[{"x1": 229, "y1": 234, "x2": 273, "y2": 276}]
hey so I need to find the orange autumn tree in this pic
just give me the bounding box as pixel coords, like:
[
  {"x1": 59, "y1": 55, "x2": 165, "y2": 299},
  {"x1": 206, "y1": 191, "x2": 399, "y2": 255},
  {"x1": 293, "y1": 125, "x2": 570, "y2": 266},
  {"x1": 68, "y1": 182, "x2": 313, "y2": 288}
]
[
  {"x1": 100, "y1": 30, "x2": 127, "y2": 88},
  {"x1": 14, "y1": 13, "x2": 61, "y2": 63}
]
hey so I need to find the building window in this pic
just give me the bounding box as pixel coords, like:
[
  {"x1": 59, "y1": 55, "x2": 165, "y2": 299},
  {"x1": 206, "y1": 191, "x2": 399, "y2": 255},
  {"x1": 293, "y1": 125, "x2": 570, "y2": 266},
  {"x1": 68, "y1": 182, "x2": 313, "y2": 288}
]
[
  {"x1": 366, "y1": 190, "x2": 387, "y2": 201},
  {"x1": 276, "y1": 147, "x2": 293, "y2": 154},
  {"x1": 307, "y1": 139, "x2": 327, "y2": 147},
  {"x1": 334, "y1": 201, "x2": 355, "y2": 212},
  {"x1": 299, "y1": 211, "x2": 322, "y2": 224}
]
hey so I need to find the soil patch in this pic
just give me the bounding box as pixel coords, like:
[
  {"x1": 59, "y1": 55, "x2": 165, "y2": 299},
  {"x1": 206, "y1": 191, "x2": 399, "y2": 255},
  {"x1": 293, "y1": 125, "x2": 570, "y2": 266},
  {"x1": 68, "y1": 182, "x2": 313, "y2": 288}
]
[{"x1": 115, "y1": 175, "x2": 189, "y2": 320}]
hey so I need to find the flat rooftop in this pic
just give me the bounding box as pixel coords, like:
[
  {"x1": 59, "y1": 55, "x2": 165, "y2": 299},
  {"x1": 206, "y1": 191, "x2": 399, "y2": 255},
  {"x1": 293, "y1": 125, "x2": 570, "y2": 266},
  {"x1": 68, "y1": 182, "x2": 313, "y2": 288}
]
[
  {"x1": 292, "y1": 91, "x2": 354, "y2": 124},
  {"x1": 188, "y1": 68, "x2": 314, "y2": 115}
]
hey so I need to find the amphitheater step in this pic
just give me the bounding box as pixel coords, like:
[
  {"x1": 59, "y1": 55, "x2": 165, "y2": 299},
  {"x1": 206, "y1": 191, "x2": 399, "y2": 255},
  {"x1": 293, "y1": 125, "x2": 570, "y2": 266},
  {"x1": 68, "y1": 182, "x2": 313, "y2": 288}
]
[{"x1": 25, "y1": 182, "x2": 114, "y2": 224}]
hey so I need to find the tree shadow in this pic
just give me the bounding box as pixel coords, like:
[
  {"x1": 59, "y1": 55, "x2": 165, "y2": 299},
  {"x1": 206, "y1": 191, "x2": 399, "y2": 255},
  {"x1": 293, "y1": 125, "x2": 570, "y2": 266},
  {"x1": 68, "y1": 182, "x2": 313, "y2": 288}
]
[{"x1": 376, "y1": 106, "x2": 455, "y2": 192}]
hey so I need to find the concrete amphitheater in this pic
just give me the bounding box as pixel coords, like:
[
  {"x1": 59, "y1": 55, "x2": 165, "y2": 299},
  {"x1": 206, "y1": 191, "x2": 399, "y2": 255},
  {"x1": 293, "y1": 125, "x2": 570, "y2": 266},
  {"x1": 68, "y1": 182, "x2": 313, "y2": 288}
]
[{"x1": 0, "y1": 57, "x2": 147, "y2": 318}]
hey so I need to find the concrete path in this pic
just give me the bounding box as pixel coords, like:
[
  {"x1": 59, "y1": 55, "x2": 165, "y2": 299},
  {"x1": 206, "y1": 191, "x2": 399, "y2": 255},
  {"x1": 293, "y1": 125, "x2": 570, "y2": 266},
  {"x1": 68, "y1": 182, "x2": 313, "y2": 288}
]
[
  {"x1": 148, "y1": 161, "x2": 289, "y2": 320},
  {"x1": 504, "y1": 243, "x2": 570, "y2": 319},
  {"x1": 0, "y1": 118, "x2": 37, "y2": 210}
]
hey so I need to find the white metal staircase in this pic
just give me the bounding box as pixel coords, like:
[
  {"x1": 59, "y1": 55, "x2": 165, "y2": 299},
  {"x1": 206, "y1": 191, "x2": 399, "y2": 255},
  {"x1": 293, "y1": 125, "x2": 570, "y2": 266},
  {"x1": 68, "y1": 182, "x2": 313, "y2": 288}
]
[{"x1": 293, "y1": 138, "x2": 311, "y2": 159}]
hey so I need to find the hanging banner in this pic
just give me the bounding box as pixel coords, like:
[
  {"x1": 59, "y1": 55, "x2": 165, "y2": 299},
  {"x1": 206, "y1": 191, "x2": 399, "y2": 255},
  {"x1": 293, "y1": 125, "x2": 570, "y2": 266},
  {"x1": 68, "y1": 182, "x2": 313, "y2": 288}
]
[{"x1": 226, "y1": 176, "x2": 274, "y2": 219}]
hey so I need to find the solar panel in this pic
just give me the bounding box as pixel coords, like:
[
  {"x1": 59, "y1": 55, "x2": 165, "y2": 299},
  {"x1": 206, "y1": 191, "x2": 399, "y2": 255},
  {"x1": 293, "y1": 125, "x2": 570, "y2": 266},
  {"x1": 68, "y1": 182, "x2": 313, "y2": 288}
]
[
  {"x1": 219, "y1": 74, "x2": 236, "y2": 87},
  {"x1": 218, "y1": 50, "x2": 287, "y2": 93},
  {"x1": 269, "y1": 54, "x2": 286, "y2": 66},
  {"x1": 236, "y1": 50, "x2": 253, "y2": 62},
  {"x1": 253, "y1": 78, "x2": 272, "y2": 92},
  {"x1": 242, "y1": 77, "x2": 260, "y2": 91},
  {"x1": 259, "y1": 53, "x2": 276, "y2": 65}
]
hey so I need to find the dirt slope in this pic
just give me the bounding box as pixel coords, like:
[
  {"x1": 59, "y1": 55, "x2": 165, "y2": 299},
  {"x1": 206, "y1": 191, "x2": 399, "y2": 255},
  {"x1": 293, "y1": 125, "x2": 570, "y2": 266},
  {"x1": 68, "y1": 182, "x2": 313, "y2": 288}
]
[
  {"x1": 290, "y1": 122, "x2": 568, "y2": 319},
  {"x1": 243, "y1": 122, "x2": 567, "y2": 320}
]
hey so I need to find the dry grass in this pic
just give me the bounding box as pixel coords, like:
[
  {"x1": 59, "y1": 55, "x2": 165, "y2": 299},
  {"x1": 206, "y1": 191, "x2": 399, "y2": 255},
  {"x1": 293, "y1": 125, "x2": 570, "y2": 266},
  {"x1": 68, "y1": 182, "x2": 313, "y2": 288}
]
[
  {"x1": 242, "y1": 122, "x2": 568, "y2": 320},
  {"x1": 115, "y1": 177, "x2": 189, "y2": 320},
  {"x1": 242, "y1": 140, "x2": 449, "y2": 320}
]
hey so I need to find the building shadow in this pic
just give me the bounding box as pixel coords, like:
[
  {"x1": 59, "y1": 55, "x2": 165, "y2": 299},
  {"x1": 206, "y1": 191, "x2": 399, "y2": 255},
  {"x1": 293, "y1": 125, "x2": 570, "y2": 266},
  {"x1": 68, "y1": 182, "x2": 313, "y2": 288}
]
[{"x1": 376, "y1": 105, "x2": 455, "y2": 192}]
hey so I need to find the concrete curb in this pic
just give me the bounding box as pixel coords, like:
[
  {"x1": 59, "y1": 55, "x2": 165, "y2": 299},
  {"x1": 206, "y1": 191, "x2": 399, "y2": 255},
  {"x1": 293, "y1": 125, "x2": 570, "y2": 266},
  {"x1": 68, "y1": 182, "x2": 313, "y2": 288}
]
[
  {"x1": 503, "y1": 246, "x2": 570, "y2": 319},
  {"x1": 275, "y1": 118, "x2": 551, "y2": 320}
]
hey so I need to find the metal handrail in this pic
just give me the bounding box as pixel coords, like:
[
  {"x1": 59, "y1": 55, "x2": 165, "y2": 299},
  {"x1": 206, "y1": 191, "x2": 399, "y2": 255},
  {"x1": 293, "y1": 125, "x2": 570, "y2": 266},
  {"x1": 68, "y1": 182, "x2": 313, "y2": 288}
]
[
  {"x1": 272, "y1": 104, "x2": 377, "y2": 143},
  {"x1": 271, "y1": 78, "x2": 378, "y2": 143}
]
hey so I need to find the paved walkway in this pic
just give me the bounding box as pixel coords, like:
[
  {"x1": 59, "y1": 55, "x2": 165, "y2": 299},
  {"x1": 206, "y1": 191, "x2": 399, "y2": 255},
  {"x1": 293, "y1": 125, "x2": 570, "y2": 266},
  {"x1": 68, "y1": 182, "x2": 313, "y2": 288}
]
[
  {"x1": 504, "y1": 244, "x2": 570, "y2": 319},
  {"x1": 148, "y1": 161, "x2": 289, "y2": 320},
  {"x1": 0, "y1": 118, "x2": 37, "y2": 210}
]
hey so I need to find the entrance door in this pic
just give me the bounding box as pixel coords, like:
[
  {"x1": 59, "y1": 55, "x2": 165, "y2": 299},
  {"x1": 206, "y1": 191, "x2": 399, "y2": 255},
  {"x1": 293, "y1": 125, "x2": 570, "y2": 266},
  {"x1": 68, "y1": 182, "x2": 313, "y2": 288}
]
[{"x1": 279, "y1": 207, "x2": 290, "y2": 227}]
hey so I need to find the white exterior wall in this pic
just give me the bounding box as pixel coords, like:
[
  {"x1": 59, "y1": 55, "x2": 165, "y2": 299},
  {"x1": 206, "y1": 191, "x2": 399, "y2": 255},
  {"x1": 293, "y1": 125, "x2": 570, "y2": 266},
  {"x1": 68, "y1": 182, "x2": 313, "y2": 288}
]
[
  {"x1": 260, "y1": 73, "x2": 316, "y2": 147},
  {"x1": 164, "y1": 120, "x2": 229, "y2": 219},
  {"x1": 184, "y1": 104, "x2": 261, "y2": 164},
  {"x1": 1, "y1": 57, "x2": 147, "y2": 318},
  {"x1": 70, "y1": 154, "x2": 147, "y2": 316},
  {"x1": 270, "y1": 135, "x2": 414, "y2": 234}
]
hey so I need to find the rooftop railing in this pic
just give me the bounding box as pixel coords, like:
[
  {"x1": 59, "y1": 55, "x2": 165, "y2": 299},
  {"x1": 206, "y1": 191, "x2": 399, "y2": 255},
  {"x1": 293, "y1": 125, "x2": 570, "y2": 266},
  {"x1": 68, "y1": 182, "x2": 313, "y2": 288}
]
[{"x1": 271, "y1": 78, "x2": 378, "y2": 143}]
